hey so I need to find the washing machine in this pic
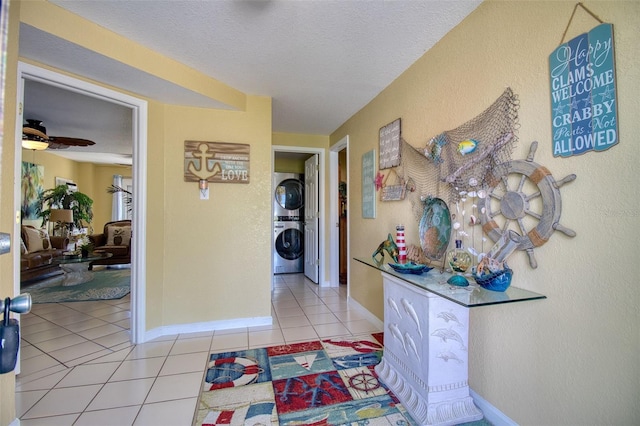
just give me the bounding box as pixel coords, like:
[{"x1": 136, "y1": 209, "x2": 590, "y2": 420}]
[
  {"x1": 273, "y1": 173, "x2": 304, "y2": 220},
  {"x1": 273, "y1": 221, "x2": 304, "y2": 274}
]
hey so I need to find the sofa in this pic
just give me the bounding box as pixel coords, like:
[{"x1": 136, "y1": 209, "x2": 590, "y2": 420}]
[
  {"x1": 20, "y1": 225, "x2": 68, "y2": 283},
  {"x1": 88, "y1": 220, "x2": 131, "y2": 270}
]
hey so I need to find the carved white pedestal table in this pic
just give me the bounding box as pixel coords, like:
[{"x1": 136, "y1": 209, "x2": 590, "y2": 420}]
[{"x1": 355, "y1": 257, "x2": 546, "y2": 426}]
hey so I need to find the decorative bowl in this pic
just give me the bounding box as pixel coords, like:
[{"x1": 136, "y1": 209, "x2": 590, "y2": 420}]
[
  {"x1": 473, "y1": 268, "x2": 513, "y2": 292},
  {"x1": 388, "y1": 262, "x2": 433, "y2": 275}
]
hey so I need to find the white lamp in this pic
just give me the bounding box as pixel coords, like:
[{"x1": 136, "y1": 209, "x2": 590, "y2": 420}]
[{"x1": 21, "y1": 139, "x2": 49, "y2": 150}]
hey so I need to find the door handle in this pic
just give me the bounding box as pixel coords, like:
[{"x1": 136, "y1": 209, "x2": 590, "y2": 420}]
[{"x1": 0, "y1": 293, "x2": 32, "y2": 374}]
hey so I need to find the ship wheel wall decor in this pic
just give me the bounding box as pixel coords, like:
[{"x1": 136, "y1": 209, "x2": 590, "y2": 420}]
[{"x1": 478, "y1": 141, "x2": 576, "y2": 268}]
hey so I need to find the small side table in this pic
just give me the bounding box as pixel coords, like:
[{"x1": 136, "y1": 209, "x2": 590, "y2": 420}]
[{"x1": 56, "y1": 253, "x2": 113, "y2": 286}]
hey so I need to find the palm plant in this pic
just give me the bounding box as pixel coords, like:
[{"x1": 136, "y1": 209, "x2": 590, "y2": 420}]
[{"x1": 107, "y1": 184, "x2": 132, "y2": 214}]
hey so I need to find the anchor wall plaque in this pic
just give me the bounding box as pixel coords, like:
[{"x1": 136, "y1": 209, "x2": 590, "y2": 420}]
[{"x1": 184, "y1": 141, "x2": 250, "y2": 184}]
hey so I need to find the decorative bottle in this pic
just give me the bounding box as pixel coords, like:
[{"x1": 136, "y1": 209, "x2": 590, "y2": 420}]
[{"x1": 446, "y1": 239, "x2": 472, "y2": 286}]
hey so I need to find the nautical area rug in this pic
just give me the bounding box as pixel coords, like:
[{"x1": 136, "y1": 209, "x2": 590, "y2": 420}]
[
  {"x1": 26, "y1": 268, "x2": 131, "y2": 304},
  {"x1": 195, "y1": 333, "x2": 489, "y2": 426}
]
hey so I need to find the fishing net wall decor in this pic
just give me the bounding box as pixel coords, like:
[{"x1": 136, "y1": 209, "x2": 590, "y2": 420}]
[
  {"x1": 397, "y1": 138, "x2": 442, "y2": 221},
  {"x1": 438, "y1": 88, "x2": 520, "y2": 203},
  {"x1": 397, "y1": 88, "x2": 520, "y2": 220}
]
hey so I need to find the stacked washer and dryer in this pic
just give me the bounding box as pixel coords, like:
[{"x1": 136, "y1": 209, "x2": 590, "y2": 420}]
[{"x1": 273, "y1": 173, "x2": 304, "y2": 274}]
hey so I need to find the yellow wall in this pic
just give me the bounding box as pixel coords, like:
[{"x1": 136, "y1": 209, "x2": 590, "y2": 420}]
[
  {"x1": 331, "y1": 1, "x2": 639, "y2": 424},
  {"x1": 160, "y1": 97, "x2": 273, "y2": 325},
  {"x1": 274, "y1": 157, "x2": 304, "y2": 174}
]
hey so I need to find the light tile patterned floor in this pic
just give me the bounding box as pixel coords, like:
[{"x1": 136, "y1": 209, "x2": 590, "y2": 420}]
[{"x1": 16, "y1": 273, "x2": 381, "y2": 425}]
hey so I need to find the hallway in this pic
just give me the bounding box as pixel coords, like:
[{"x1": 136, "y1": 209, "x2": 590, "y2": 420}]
[{"x1": 16, "y1": 274, "x2": 381, "y2": 425}]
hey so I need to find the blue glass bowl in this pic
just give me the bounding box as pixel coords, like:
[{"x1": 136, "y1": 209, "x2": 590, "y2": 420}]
[
  {"x1": 388, "y1": 262, "x2": 433, "y2": 275},
  {"x1": 473, "y1": 268, "x2": 513, "y2": 292}
]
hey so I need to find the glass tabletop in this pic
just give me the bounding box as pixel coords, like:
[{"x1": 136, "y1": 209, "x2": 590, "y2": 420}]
[
  {"x1": 56, "y1": 252, "x2": 113, "y2": 264},
  {"x1": 354, "y1": 257, "x2": 546, "y2": 308}
]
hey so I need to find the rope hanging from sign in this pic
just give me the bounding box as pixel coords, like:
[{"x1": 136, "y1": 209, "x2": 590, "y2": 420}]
[{"x1": 559, "y1": 3, "x2": 605, "y2": 45}]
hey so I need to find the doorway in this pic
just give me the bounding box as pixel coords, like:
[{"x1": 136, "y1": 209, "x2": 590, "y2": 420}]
[
  {"x1": 14, "y1": 62, "x2": 148, "y2": 343},
  {"x1": 329, "y1": 136, "x2": 349, "y2": 290},
  {"x1": 272, "y1": 146, "x2": 325, "y2": 286}
]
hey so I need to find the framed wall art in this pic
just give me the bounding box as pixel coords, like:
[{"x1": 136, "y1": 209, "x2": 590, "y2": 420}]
[
  {"x1": 21, "y1": 162, "x2": 44, "y2": 220},
  {"x1": 55, "y1": 176, "x2": 78, "y2": 192}
]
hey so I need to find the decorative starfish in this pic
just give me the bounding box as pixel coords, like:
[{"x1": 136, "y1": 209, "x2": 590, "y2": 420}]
[{"x1": 374, "y1": 171, "x2": 384, "y2": 191}]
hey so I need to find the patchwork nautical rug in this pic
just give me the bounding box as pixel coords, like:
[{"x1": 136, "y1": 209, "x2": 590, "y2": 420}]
[{"x1": 194, "y1": 333, "x2": 423, "y2": 425}]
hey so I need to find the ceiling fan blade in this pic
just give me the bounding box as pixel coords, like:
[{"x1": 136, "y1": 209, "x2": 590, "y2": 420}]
[
  {"x1": 48, "y1": 136, "x2": 96, "y2": 147},
  {"x1": 45, "y1": 141, "x2": 70, "y2": 150}
]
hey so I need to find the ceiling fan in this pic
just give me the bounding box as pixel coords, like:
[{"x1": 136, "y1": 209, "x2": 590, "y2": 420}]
[{"x1": 22, "y1": 119, "x2": 96, "y2": 150}]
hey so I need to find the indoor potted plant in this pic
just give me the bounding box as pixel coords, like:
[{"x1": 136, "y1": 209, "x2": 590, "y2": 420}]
[
  {"x1": 38, "y1": 184, "x2": 94, "y2": 233},
  {"x1": 76, "y1": 234, "x2": 94, "y2": 257}
]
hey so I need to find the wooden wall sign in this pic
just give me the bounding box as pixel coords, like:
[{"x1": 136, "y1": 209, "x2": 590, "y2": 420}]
[
  {"x1": 549, "y1": 23, "x2": 618, "y2": 157},
  {"x1": 184, "y1": 141, "x2": 250, "y2": 184},
  {"x1": 379, "y1": 118, "x2": 401, "y2": 169}
]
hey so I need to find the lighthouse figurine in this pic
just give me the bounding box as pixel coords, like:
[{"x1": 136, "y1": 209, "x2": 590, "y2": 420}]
[{"x1": 396, "y1": 225, "x2": 407, "y2": 264}]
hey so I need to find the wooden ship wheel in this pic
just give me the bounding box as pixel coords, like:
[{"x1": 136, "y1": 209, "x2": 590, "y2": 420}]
[{"x1": 478, "y1": 141, "x2": 576, "y2": 268}]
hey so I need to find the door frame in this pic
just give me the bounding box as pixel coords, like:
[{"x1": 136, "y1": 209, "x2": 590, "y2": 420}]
[
  {"x1": 14, "y1": 62, "x2": 148, "y2": 343},
  {"x1": 329, "y1": 136, "x2": 349, "y2": 289},
  {"x1": 272, "y1": 145, "x2": 326, "y2": 286}
]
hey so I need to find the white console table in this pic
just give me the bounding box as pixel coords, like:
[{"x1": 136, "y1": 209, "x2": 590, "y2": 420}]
[{"x1": 355, "y1": 257, "x2": 546, "y2": 426}]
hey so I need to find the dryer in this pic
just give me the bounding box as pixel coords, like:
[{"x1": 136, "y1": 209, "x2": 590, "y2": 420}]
[
  {"x1": 273, "y1": 221, "x2": 304, "y2": 274},
  {"x1": 273, "y1": 173, "x2": 304, "y2": 220}
]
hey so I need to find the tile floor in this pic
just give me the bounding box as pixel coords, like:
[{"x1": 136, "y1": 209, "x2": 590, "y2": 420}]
[{"x1": 16, "y1": 273, "x2": 382, "y2": 425}]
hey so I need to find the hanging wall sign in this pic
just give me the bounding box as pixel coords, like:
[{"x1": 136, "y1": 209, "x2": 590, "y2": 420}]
[
  {"x1": 362, "y1": 149, "x2": 376, "y2": 218},
  {"x1": 549, "y1": 23, "x2": 618, "y2": 157},
  {"x1": 184, "y1": 141, "x2": 250, "y2": 183},
  {"x1": 379, "y1": 118, "x2": 401, "y2": 169}
]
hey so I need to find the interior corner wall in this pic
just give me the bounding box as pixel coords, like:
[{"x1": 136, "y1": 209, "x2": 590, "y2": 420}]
[
  {"x1": 331, "y1": 1, "x2": 640, "y2": 424},
  {"x1": 160, "y1": 96, "x2": 272, "y2": 327}
]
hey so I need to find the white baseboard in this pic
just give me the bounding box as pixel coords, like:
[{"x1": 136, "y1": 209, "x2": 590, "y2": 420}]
[
  {"x1": 347, "y1": 295, "x2": 384, "y2": 330},
  {"x1": 470, "y1": 389, "x2": 518, "y2": 426},
  {"x1": 320, "y1": 279, "x2": 337, "y2": 288},
  {"x1": 143, "y1": 316, "x2": 273, "y2": 342}
]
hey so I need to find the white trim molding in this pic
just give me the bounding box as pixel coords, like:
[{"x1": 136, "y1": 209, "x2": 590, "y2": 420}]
[{"x1": 144, "y1": 316, "x2": 273, "y2": 342}]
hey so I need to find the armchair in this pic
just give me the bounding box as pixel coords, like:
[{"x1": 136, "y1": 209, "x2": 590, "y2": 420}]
[{"x1": 88, "y1": 220, "x2": 131, "y2": 270}]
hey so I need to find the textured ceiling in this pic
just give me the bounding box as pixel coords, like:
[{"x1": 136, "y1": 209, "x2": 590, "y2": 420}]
[{"x1": 19, "y1": 0, "x2": 481, "y2": 163}]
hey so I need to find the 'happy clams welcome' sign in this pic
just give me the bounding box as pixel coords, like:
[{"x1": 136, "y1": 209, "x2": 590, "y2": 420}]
[{"x1": 549, "y1": 23, "x2": 618, "y2": 157}]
